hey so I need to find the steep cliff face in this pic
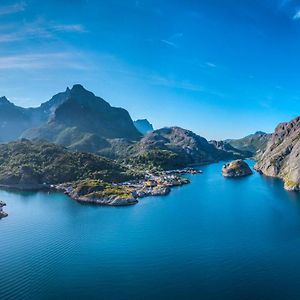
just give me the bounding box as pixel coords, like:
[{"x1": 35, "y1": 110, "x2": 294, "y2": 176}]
[{"x1": 255, "y1": 116, "x2": 300, "y2": 190}]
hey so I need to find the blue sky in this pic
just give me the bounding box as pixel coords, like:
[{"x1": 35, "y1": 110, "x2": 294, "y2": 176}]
[{"x1": 2, "y1": 0, "x2": 300, "y2": 139}]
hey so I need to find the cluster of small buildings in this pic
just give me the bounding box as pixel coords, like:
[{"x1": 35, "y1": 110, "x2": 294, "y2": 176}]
[{"x1": 117, "y1": 169, "x2": 196, "y2": 199}]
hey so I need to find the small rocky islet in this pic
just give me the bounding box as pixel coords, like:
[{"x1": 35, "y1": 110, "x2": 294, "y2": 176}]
[
  {"x1": 0, "y1": 201, "x2": 8, "y2": 219},
  {"x1": 222, "y1": 160, "x2": 253, "y2": 178}
]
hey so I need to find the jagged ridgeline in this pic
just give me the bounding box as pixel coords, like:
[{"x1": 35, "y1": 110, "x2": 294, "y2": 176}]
[
  {"x1": 225, "y1": 131, "x2": 271, "y2": 156},
  {"x1": 22, "y1": 84, "x2": 142, "y2": 151},
  {"x1": 0, "y1": 84, "x2": 251, "y2": 171}
]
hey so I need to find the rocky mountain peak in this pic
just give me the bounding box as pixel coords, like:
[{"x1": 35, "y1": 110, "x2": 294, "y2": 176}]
[
  {"x1": 254, "y1": 131, "x2": 266, "y2": 135},
  {"x1": 134, "y1": 119, "x2": 154, "y2": 135},
  {"x1": 0, "y1": 96, "x2": 11, "y2": 105}
]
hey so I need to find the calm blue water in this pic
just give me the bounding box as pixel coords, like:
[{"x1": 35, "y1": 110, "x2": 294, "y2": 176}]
[{"x1": 2, "y1": 160, "x2": 300, "y2": 299}]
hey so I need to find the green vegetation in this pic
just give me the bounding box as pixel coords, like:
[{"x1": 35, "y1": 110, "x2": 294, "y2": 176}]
[
  {"x1": 127, "y1": 149, "x2": 186, "y2": 170},
  {"x1": 73, "y1": 179, "x2": 133, "y2": 200},
  {"x1": 226, "y1": 132, "x2": 270, "y2": 155},
  {"x1": 285, "y1": 180, "x2": 298, "y2": 188},
  {"x1": 0, "y1": 140, "x2": 135, "y2": 185}
]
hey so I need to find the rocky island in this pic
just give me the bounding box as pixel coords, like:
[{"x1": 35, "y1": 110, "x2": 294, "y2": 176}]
[{"x1": 222, "y1": 160, "x2": 253, "y2": 178}]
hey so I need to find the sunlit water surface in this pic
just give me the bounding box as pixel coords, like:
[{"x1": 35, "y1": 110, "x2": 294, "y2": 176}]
[{"x1": 2, "y1": 161, "x2": 300, "y2": 299}]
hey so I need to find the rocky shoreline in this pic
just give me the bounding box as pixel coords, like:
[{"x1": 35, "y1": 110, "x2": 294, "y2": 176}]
[
  {"x1": 56, "y1": 169, "x2": 197, "y2": 206},
  {"x1": 0, "y1": 168, "x2": 200, "y2": 207}
]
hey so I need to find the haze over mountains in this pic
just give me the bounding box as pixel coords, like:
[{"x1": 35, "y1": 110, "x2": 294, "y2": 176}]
[
  {"x1": 4, "y1": 83, "x2": 300, "y2": 193},
  {"x1": 0, "y1": 84, "x2": 266, "y2": 170},
  {"x1": 22, "y1": 85, "x2": 141, "y2": 153}
]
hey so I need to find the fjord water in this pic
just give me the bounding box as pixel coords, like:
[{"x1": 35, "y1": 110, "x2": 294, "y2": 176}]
[{"x1": 2, "y1": 161, "x2": 300, "y2": 299}]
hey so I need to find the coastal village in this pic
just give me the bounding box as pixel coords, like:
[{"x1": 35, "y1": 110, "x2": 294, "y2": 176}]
[{"x1": 56, "y1": 168, "x2": 202, "y2": 206}]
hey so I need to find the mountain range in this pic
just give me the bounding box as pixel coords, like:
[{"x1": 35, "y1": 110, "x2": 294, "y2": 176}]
[
  {"x1": 2, "y1": 84, "x2": 300, "y2": 193},
  {"x1": 0, "y1": 84, "x2": 256, "y2": 170}
]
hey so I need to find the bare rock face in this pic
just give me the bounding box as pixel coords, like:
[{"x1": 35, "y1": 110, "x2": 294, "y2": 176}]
[
  {"x1": 254, "y1": 116, "x2": 300, "y2": 191},
  {"x1": 222, "y1": 160, "x2": 253, "y2": 178}
]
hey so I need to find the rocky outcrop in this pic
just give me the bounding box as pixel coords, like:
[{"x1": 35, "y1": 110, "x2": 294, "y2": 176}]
[
  {"x1": 0, "y1": 201, "x2": 8, "y2": 218},
  {"x1": 255, "y1": 116, "x2": 300, "y2": 191},
  {"x1": 71, "y1": 193, "x2": 138, "y2": 206},
  {"x1": 222, "y1": 160, "x2": 253, "y2": 178},
  {"x1": 134, "y1": 119, "x2": 154, "y2": 135}
]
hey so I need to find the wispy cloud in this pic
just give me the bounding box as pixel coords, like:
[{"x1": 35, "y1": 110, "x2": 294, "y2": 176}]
[
  {"x1": 149, "y1": 75, "x2": 204, "y2": 91},
  {"x1": 0, "y1": 20, "x2": 87, "y2": 43},
  {"x1": 0, "y1": 52, "x2": 88, "y2": 70},
  {"x1": 52, "y1": 24, "x2": 87, "y2": 33},
  {"x1": 160, "y1": 33, "x2": 183, "y2": 48},
  {"x1": 161, "y1": 39, "x2": 178, "y2": 48},
  {"x1": 0, "y1": 2, "x2": 26, "y2": 16},
  {"x1": 206, "y1": 62, "x2": 217, "y2": 68},
  {"x1": 293, "y1": 10, "x2": 300, "y2": 19}
]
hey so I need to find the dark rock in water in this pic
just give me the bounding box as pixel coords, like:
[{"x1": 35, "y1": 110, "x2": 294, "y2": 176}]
[
  {"x1": 0, "y1": 201, "x2": 7, "y2": 218},
  {"x1": 0, "y1": 211, "x2": 8, "y2": 218},
  {"x1": 222, "y1": 160, "x2": 253, "y2": 178}
]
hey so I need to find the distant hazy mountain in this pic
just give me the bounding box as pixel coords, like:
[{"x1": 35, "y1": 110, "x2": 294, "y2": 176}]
[
  {"x1": 0, "y1": 97, "x2": 34, "y2": 142},
  {"x1": 226, "y1": 131, "x2": 271, "y2": 155},
  {"x1": 22, "y1": 85, "x2": 141, "y2": 152},
  {"x1": 0, "y1": 88, "x2": 71, "y2": 142},
  {"x1": 209, "y1": 140, "x2": 252, "y2": 158},
  {"x1": 134, "y1": 119, "x2": 154, "y2": 135}
]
